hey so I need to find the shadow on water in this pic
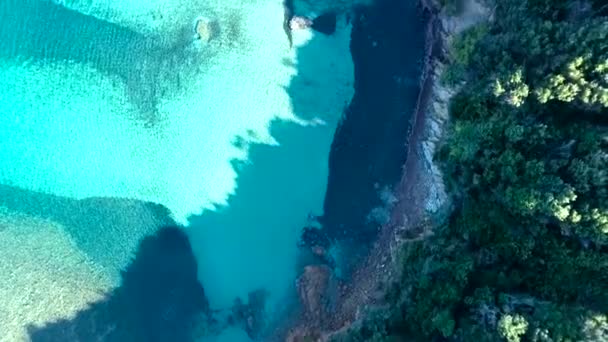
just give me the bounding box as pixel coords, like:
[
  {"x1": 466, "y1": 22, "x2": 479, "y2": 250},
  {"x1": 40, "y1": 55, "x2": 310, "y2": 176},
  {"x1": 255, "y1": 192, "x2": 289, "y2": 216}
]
[
  {"x1": 0, "y1": 0, "x2": 196, "y2": 124},
  {"x1": 26, "y1": 226, "x2": 212, "y2": 341},
  {"x1": 2, "y1": 184, "x2": 266, "y2": 341},
  {"x1": 0, "y1": 184, "x2": 174, "y2": 279}
]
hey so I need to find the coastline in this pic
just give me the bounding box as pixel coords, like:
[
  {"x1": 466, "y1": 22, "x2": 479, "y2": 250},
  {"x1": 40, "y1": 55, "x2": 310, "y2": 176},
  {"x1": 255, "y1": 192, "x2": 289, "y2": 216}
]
[
  {"x1": 282, "y1": 0, "x2": 493, "y2": 340},
  {"x1": 327, "y1": 0, "x2": 446, "y2": 336},
  {"x1": 328, "y1": 0, "x2": 493, "y2": 337},
  {"x1": 279, "y1": 2, "x2": 441, "y2": 340}
]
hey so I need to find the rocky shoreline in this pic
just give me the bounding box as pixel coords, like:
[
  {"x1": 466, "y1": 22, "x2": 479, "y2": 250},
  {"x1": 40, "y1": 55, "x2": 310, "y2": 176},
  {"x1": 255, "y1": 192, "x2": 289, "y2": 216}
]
[
  {"x1": 280, "y1": 1, "x2": 443, "y2": 340},
  {"x1": 281, "y1": 0, "x2": 492, "y2": 340}
]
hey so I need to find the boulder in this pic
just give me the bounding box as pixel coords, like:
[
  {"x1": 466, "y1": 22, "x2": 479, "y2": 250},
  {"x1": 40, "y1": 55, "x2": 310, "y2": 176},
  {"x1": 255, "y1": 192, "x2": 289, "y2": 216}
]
[
  {"x1": 194, "y1": 17, "x2": 220, "y2": 42},
  {"x1": 290, "y1": 16, "x2": 313, "y2": 30}
]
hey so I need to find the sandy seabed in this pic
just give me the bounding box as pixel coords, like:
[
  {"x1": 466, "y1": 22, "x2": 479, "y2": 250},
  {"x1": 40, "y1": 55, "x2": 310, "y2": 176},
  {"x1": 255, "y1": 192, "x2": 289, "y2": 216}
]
[{"x1": 0, "y1": 0, "x2": 356, "y2": 340}]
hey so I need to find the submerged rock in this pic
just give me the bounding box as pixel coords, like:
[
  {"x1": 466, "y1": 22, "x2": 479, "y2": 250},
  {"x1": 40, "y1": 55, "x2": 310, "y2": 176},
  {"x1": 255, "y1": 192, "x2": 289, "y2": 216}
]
[
  {"x1": 284, "y1": 265, "x2": 339, "y2": 342},
  {"x1": 228, "y1": 289, "x2": 268, "y2": 340},
  {"x1": 194, "y1": 17, "x2": 220, "y2": 42},
  {"x1": 286, "y1": 264, "x2": 338, "y2": 341},
  {"x1": 290, "y1": 16, "x2": 313, "y2": 30}
]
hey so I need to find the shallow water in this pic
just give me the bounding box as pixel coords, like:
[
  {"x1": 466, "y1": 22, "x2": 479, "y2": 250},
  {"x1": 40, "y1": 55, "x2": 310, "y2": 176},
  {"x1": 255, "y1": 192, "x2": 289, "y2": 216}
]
[{"x1": 0, "y1": 0, "x2": 353, "y2": 339}]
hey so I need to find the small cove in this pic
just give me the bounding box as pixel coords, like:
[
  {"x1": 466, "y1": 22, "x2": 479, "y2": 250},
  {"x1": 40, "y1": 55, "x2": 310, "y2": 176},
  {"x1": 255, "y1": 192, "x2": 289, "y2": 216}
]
[{"x1": 0, "y1": 0, "x2": 426, "y2": 340}]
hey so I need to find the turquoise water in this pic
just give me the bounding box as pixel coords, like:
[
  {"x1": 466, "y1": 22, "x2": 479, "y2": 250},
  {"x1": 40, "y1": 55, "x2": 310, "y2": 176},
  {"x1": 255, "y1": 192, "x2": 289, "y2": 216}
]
[{"x1": 0, "y1": 0, "x2": 353, "y2": 339}]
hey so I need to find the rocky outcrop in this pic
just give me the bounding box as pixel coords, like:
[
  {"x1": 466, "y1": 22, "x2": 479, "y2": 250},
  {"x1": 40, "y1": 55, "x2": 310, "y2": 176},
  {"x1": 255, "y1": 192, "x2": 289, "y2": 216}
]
[
  {"x1": 421, "y1": 71, "x2": 453, "y2": 215},
  {"x1": 418, "y1": 0, "x2": 491, "y2": 218},
  {"x1": 298, "y1": 265, "x2": 336, "y2": 323},
  {"x1": 286, "y1": 265, "x2": 338, "y2": 341},
  {"x1": 227, "y1": 289, "x2": 269, "y2": 340}
]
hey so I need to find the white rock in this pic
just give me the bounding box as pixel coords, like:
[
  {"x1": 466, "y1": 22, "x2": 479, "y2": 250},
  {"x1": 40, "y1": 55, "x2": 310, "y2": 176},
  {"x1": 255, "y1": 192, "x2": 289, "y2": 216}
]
[{"x1": 194, "y1": 17, "x2": 219, "y2": 43}]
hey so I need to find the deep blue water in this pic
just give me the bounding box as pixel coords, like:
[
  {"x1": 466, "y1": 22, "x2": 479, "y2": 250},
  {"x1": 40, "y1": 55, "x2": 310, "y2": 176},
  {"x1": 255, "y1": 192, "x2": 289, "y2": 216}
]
[{"x1": 322, "y1": 0, "x2": 426, "y2": 271}]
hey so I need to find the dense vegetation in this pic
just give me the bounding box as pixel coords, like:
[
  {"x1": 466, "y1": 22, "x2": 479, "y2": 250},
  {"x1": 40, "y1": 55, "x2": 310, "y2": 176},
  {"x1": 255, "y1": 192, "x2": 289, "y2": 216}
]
[{"x1": 340, "y1": 0, "x2": 607, "y2": 340}]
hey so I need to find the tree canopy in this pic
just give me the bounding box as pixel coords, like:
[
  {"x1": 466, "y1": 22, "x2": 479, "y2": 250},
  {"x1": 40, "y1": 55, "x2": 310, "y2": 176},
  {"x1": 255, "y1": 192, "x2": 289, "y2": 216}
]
[{"x1": 340, "y1": 0, "x2": 608, "y2": 340}]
